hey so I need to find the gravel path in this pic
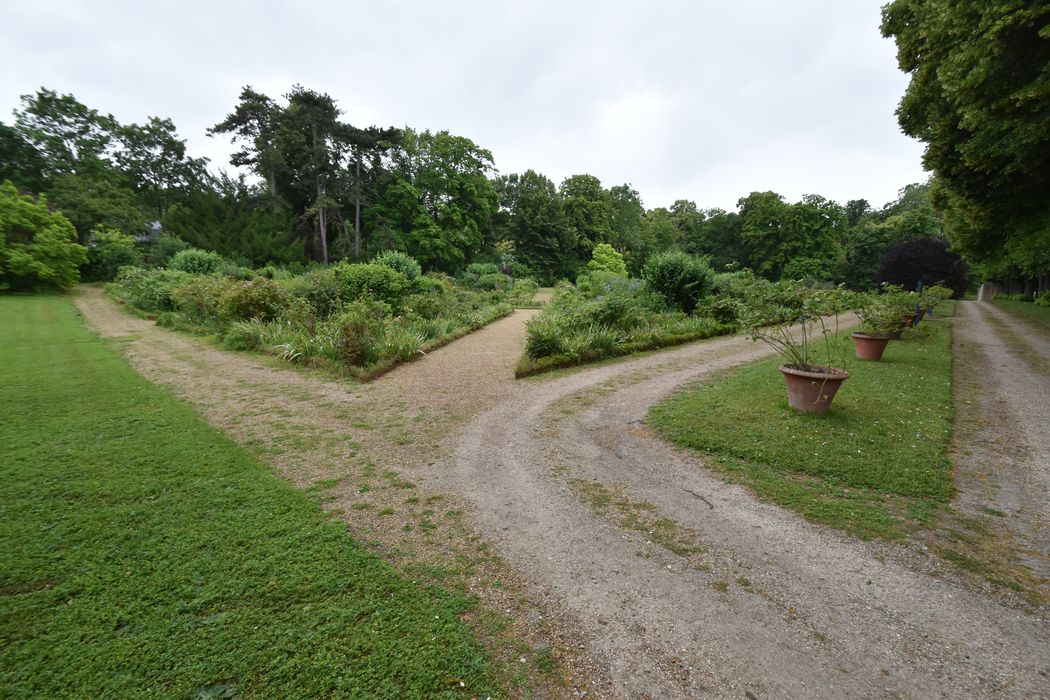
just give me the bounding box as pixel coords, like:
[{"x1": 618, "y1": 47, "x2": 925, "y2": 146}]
[
  {"x1": 445, "y1": 313, "x2": 1049, "y2": 698},
  {"x1": 75, "y1": 289, "x2": 1050, "y2": 698},
  {"x1": 952, "y1": 301, "x2": 1050, "y2": 583}
]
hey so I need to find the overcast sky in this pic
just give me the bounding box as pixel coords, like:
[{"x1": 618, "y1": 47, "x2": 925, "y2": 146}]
[{"x1": 1, "y1": 0, "x2": 927, "y2": 211}]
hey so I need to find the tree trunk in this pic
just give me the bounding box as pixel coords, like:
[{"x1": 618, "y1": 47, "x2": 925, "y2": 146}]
[
  {"x1": 313, "y1": 124, "x2": 329, "y2": 264},
  {"x1": 354, "y1": 151, "x2": 362, "y2": 259}
]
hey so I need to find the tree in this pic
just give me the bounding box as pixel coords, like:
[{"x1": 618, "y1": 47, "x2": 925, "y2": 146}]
[
  {"x1": 13, "y1": 89, "x2": 117, "y2": 180},
  {"x1": 882, "y1": 1, "x2": 1050, "y2": 276},
  {"x1": 739, "y1": 192, "x2": 845, "y2": 281},
  {"x1": 608, "y1": 184, "x2": 644, "y2": 253},
  {"x1": 493, "y1": 170, "x2": 574, "y2": 283},
  {"x1": 0, "y1": 180, "x2": 87, "y2": 291},
  {"x1": 560, "y1": 174, "x2": 613, "y2": 261},
  {"x1": 209, "y1": 87, "x2": 286, "y2": 203},
  {"x1": 684, "y1": 208, "x2": 743, "y2": 272},
  {"x1": 587, "y1": 243, "x2": 628, "y2": 276},
  {"x1": 116, "y1": 117, "x2": 208, "y2": 219},
  {"x1": 877, "y1": 237, "x2": 969, "y2": 297},
  {"x1": 47, "y1": 174, "x2": 146, "y2": 241},
  {"x1": 282, "y1": 86, "x2": 349, "y2": 264},
  {"x1": 382, "y1": 128, "x2": 498, "y2": 272},
  {"x1": 83, "y1": 226, "x2": 142, "y2": 281},
  {"x1": 161, "y1": 175, "x2": 302, "y2": 265},
  {"x1": 0, "y1": 123, "x2": 49, "y2": 193}
]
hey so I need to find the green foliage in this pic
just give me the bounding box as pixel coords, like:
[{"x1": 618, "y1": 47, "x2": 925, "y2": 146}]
[
  {"x1": 83, "y1": 226, "x2": 142, "y2": 281},
  {"x1": 739, "y1": 192, "x2": 846, "y2": 282},
  {"x1": 333, "y1": 298, "x2": 389, "y2": 367},
  {"x1": 876, "y1": 237, "x2": 970, "y2": 297},
  {"x1": 169, "y1": 275, "x2": 240, "y2": 324},
  {"x1": 992, "y1": 293, "x2": 1032, "y2": 302},
  {"x1": 0, "y1": 122, "x2": 49, "y2": 193},
  {"x1": 1036, "y1": 291, "x2": 1050, "y2": 308},
  {"x1": 856, "y1": 285, "x2": 920, "y2": 336},
  {"x1": 113, "y1": 266, "x2": 195, "y2": 312},
  {"x1": 281, "y1": 267, "x2": 344, "y2": 318},
  {"x1": 372, "y1": 250, "x2": 422, "y2": 280},
  {"x1": 146, "y1": 233, "x2": 190, "y2": 267},
  {"x1": 642, "y1": 252, "x2": 715, "y2": 314},
  {"x1": 650, "y1": 321, "x2": 955, "y2": 539},
  {"x1": 0, "y1": 180, "x2": 87, "y2": 291},
  {"x1": 334, "y1": 263, "x2": 409, "y2": 308},
  {"x1": 508, "y1": 278, "x2": 539, "y2": 306},
  {"x1": 47, "y1": 174, "x2": 147, "y2": 239},
  {"x1": 587, "y1": 242, "x2": 628, "y2": 276},
  {"x1": 0, "y1": 295, "x2": 497, "y2": 698},
  {"x1": 219, "y1": 277, "x2": 298, "y2": 322},
  {"x1": 168, "y1": 247, "x2": 226, "y2": 275},
  {"x1": 736, "y1": 281, "x2": 861, "y2": 370},
  {"x1": 161, "y1": 181, "x2": 303, "y2": 266},
  {"x1": 882, "y1": 1, "x2": 1050, "y2": 275},
  {"x1": 493, "y1": 170, "x2": 576, "y2": 284},
  {"x1": 520, "y1": 276, "x2": 730, "y2": 372},
  {"x1": 476, "y1": 272, "x2": 511, "y2": 291}
]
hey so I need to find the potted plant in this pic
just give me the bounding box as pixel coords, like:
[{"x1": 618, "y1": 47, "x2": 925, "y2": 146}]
[
  {"x1": 851, "y1": 293, "x2": 905, "y2": 361},
  {"x1": 922, "y1": 284, "x2": 953, "y2": 316},
  {"x1": 739, "y1": 282, "x2": 856, "y2": 415}
]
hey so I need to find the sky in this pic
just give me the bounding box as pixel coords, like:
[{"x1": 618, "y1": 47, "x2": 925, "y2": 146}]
[{"x1": 0, "y1": 0, "x2": 928, "y2": 212}]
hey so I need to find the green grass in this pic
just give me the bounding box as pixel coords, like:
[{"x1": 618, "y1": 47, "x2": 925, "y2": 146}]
[
  {"x1": 649, "y1": 321, "x2": 955, "y2": 539},
  {"x1": 0, "y1": 295, "x2": 495, "y2": 698},
  {"x1": 992, "y1": 299, "x2": 1050, "y2": 333}
]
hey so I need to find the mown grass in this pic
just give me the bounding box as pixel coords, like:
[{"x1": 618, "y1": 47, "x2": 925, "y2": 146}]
[
  {"x1": 993, "y1": 299, "x2": 1050, "y2": 333},
  {"x1": 0, "y1": 295, "x2": 495, "y2": 698},
  {"x1": 649, "y1": 320, "x2": 954, "y2": 540}
]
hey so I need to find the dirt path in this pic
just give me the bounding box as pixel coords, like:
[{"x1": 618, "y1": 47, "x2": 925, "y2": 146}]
[
  {"x1": 75, "y1": 289, "x2": 1050, "y2": 698},
  {"x1": 446, "y1": 312, "x2": 1050, "y2": 698},
  {"x1": 952, "y1": 301, "x2": 1050, "y2": 583}
]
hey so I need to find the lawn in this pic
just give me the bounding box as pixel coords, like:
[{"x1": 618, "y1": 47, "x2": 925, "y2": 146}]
[
  {"x1": 993, "y1": 299, "x2": 1050, "y2": 333},
  {"x1": 0, "y1": 295, "x2": 495, "y2": 698},
  {"x1": 649, "y1": 319, "x2": 955, "y2": 540}
]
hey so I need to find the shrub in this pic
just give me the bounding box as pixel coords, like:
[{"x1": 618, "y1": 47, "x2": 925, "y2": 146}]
[
  {"x1": 372, "y1": 250, "x2": 422, "y2": 280},
  {"x1": 146, "y1": 234, "x2": 190, "y2": 267},
  {"x1": 115, "y1": 266, "x2": 195, "y2": 312},
  {"x1": 460, "y1": 262, "x2": 500, "y2": 288},
  {"x1": 992, "y1": 292, "x2": 1031, "y2": 302},
  {"x1": 643, "y1": 252, "x2": 715, "y2": 314},
  {"x1": 334, "y1": 263, "x2": 409, "y2": 308},
  {"x1": 168, "y1": 248, "x2": 227, "y2": 275},
  {"x1": 508, "y1": 277, "x2": 539, "y2": 305},
  {"x1": 333, "y1": 298, "x2": 389, "y2": 367},
  {"x1": 525, "y1": 313, "x2": 567, "y2": 359},
  {"x1": 1035, "y1": 291, "x2": 1050, "y2": 307},
  {"x1": 219, "y1": 277, "x2": 297, "y2": 322},
  {"x1": 281, "y1": 267, "x2": 344, "y2": 318},
  {"x1": 84, "y1": 226, "x2": 142, "y2": 281},
  {"x1": 0, "y1": 180, "x2": 87, "y2": 291},
  {"x1": 170, "y1": 275, "x2": 240, "y2": 324},
  {"x1": 587, "y1": 243, "x2": 628, "y2": 276},
  {"x1": 476, "y1": 272, "x2": 511, "y2": 290}
]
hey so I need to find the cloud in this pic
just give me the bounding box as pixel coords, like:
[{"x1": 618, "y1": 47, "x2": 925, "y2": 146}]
[{"x1": 0, "y1": 0, "x2": 926, "y2": 211}]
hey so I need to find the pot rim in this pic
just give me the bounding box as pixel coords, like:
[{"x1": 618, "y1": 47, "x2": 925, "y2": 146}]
[
  {"x1": 779, "y1": 363, "x2": 850, "y2": 380},
  {"x1": 851, "y1": 332, "x2": 894, "y2": 340}
]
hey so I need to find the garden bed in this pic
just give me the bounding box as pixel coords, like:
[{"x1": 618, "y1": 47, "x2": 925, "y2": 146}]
[{"x1": 649, "y1": 320, "x2": 955, "y2": 540}]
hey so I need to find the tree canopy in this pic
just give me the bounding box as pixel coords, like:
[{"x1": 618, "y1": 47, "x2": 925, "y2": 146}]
[{"x1": 882, "y1": 0, "x2": 1050, "y2": 278}]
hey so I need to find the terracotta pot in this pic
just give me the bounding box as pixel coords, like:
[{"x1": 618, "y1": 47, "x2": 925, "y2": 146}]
[
  {"x1": 779, "y1": 364, "x2": 850, "y2": 415},
  {"x1": 851, "y1": 332, "x2": 892, "y2": 361}
]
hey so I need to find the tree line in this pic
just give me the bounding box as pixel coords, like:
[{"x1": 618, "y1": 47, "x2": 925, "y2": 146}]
[{"x1": 2, "y1": 86, "x2": 964, "y2": 291}]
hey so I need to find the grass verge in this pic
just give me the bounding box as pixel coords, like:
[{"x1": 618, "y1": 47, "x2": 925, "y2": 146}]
[
  {"x1": 0, "y1": 295, "x2": 495, "y2": 698},
  {"x1": 992, "y1": 299, "x2": 1050, "y2": 333},
  {"x1": 649, "y1": 320, "x2": 954, "y2": 540}
]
